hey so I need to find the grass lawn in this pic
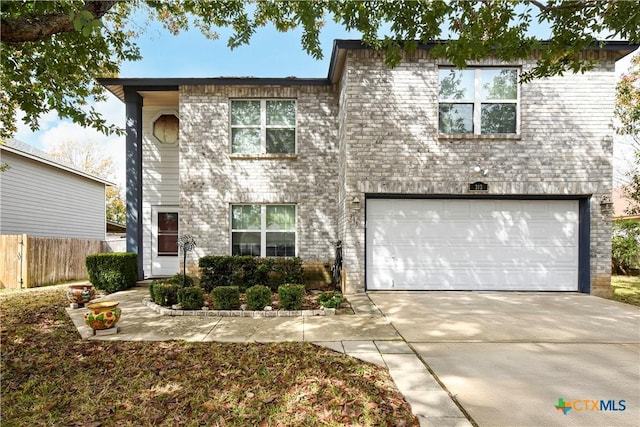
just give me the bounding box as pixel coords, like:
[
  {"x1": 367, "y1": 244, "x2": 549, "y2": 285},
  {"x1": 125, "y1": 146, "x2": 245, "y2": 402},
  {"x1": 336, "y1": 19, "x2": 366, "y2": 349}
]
[
  {"x1": 611, "y1": 275, "x2": 640, "y2": 307},
  {"x1": 0, "y1": 288, "x2": 415, "y2": 426}
]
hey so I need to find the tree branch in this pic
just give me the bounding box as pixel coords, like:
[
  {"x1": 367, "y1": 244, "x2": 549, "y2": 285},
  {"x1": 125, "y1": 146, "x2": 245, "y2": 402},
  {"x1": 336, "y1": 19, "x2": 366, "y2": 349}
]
[
  {"x1": 528, "y1": 0, "x2": 599, "y2": 14},
  {"x1": 1, "y1": 1, "x2": 116, "y2": 44}
]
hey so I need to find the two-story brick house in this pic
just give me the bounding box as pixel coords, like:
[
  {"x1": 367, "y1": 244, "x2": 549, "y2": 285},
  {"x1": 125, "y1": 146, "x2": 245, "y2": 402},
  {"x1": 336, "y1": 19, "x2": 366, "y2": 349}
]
[{"x1": 100, "y1": 39, "x2": 636, "y2": 296}]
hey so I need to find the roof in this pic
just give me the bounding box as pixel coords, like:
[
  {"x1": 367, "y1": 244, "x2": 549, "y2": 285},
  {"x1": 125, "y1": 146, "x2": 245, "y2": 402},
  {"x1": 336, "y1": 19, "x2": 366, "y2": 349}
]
[
  {"x1": 0, "y1": 138, "x2": 115, "y2": 186},
  {"x1": 98, "y1": 39, "x2": 639, "y2": 102}
]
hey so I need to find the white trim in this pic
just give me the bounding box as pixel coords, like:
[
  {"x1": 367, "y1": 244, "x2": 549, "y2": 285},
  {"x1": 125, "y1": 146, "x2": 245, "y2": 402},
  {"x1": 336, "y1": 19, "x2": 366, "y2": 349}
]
[
  {"x1": 229, "y1": 99, "x2": 297, "y2": 154},
  {"x1": 438, "y1": 67, "x2": 520, "y2": 135},
  {"x1": 230, "y1": 204, "x2": 297, "y2": 257}
]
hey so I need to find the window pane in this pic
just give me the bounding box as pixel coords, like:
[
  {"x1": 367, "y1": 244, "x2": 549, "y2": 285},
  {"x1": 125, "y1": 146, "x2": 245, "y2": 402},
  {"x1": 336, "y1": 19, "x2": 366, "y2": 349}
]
[
  {"x1": 232, "y1": 232, "x2": 261, "y2": 256},
  {"x1": 266, "y1": 205, "x2": 295, "y2": 230},
  {"x1": 231, "y1": 100, "x2": 260, "y2": 125},
  {"x1": 266, "y1": 100, "x2": 295, "y2": 126},
  {"x1": 481, "y1": 69, "x2": 517, "y2": 100},
  {"x1": 439, "y1": 104, "x2": 473, "y2": 134},
  {"x1": 158, "y1": 213, "x2": 178, "y2": 231},
  {"x1": 438, "y1": 69, "x2": 474, "y2": 100},
  {"x1": 266, "y1": 129, "x2": 295, "y2": 154},
  {"x1": 266, "y1": 232, "x2": 295, "y2": 257},
  {"x1": 232, "y1": 205, "x2": 261, "y2": 230},
  {"x1": 158, "y1": 234, "x2": 178, "y2": 256},
  {"x1": 481, "y1": 104, "x2": 517, "y2": 134},
  {"x1": 231, "y1": 128, "x2": 260, "y2": 153}
]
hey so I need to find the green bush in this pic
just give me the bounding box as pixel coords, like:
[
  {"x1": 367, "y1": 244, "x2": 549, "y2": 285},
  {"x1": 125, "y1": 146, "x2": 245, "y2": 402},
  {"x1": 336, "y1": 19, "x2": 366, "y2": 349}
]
[
  {"x1": 151, "y1": 282, "x2": 180, "y2": 306},
  {"x1": 167, "y1": 273, "x2": 195, "y2": 287},
  {"x1": 278, "y1": 284, "x2": 305, "y2": 310},
  {"x1": 246, "y1": 285, "x2": 272, "y2": 310},
  {"x1": 318, "y1": 291, "x2": 343, "y2": 309},
  {"x1": 177, "y1": 286, "x2": 205, "y2": 310},
  {"x1": 612, "y1": 219, "x2": 640, "y2": 275},
  {"x1": 211, "y1": 286, "x2": 240, "y2": 310},
  {"x1": 199, "y1": 256, "x2": 303, "y2": 292},
  {"x1": 86, "y1": 253, "x2": 137, "y2": 293}
]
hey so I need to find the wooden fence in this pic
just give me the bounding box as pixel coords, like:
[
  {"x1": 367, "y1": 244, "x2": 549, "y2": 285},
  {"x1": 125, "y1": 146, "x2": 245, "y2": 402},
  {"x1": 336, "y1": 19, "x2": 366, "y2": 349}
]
[{"x1": 0, "y1": 234, "x2": 104, "y2": 290}]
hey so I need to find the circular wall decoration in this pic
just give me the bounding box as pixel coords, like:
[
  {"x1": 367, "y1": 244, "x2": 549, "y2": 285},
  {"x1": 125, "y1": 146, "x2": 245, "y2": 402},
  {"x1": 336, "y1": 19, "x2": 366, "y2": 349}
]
[{"x1": 153, "y1": 114, "x2": 179, "y2": 144}]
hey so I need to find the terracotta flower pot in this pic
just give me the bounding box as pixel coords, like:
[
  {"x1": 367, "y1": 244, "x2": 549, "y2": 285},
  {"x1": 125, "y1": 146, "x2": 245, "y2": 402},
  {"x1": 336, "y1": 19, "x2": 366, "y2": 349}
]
[
  {"x1": 67, "y1": 284, "x2": 95, "y2": 306},
  {"x1": 83, "y1": 301, "x2": 122, "y2": 330}
]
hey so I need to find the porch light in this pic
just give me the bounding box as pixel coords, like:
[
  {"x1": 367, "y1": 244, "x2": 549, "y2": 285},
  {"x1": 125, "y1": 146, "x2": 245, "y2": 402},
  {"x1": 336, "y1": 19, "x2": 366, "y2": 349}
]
[
  {"x1": 600, "y1": 195, "x2": 613, "y2": 209},
  {"x1": 352, "y1": 197, "x2": 361, "y2": 210}
]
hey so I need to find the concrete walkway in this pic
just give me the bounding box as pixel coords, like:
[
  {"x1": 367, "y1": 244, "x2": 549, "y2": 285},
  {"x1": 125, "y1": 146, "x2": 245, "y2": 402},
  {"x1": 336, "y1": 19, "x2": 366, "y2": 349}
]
[{"x1": 66, "y1": 284, "x2": 472, "y2": 427}]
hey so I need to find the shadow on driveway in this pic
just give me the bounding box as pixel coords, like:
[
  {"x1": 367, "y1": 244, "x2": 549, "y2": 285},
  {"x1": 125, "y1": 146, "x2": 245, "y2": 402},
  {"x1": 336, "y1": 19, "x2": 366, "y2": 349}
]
[{"x1": 369, "y1": 292, "x2": 640, "y2": 427}]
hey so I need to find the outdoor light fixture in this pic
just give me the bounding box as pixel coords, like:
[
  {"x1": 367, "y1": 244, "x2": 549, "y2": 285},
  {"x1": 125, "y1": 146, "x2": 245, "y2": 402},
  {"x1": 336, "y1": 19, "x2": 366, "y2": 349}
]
[
  {"x1": 352, "y1": 196, "x2": 361, "y2": 210},
  {"x1": 600, "y1": 195, "x2": 614, "y2": 209},
  {"x1": 474, "y1": 165, "x2": 489, "y2": 176}
]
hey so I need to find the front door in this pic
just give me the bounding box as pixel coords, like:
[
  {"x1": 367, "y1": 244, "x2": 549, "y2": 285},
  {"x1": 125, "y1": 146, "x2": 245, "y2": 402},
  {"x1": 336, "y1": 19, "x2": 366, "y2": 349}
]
[{"x1": 151, "y1": 206, "x2": 179, "y2": 277}]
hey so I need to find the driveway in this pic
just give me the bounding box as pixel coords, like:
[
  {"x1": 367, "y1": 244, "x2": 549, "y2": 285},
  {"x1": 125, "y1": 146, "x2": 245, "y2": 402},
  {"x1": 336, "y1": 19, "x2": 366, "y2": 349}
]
[{"x1": 368, "y1": 292, "x2": 640, "y2": 427}]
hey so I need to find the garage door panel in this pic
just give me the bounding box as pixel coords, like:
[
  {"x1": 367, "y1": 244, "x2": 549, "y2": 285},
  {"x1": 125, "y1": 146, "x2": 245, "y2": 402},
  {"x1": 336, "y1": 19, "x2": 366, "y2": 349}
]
[
  {"x1": 366, "y1": 199, "x2": 580, "y2": 291},
  {"x1": 369, "y1": 266, "x2": 578, "y2": 291}
]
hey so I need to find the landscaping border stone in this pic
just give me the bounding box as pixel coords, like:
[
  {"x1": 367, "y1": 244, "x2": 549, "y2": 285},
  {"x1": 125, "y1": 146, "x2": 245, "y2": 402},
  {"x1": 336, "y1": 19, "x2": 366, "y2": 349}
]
[{"x1": 142, "y1": 298, "x2": 334, "y2": 317}]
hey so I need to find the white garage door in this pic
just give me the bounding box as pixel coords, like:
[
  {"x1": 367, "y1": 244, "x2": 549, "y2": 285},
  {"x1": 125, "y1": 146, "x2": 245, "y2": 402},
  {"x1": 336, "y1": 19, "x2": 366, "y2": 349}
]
[{"x1": 366, "y1": 199, "x2": 579, "y2": 291}]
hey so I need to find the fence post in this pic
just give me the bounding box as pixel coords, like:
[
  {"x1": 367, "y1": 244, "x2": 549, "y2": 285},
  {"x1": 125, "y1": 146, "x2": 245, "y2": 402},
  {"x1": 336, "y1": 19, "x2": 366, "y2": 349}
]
[{"x1": 20, "y1": 234, "x2": 29, "y2": 288}]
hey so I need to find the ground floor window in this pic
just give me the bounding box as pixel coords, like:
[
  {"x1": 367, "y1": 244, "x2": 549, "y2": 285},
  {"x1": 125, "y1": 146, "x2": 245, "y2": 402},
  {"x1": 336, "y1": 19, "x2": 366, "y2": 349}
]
[
  {"x1": 157, "y1": 212, "x2": 178, "y2": 256},
  {"x1": 231, "y1": 204, "x2": 296, "y2": 257}
]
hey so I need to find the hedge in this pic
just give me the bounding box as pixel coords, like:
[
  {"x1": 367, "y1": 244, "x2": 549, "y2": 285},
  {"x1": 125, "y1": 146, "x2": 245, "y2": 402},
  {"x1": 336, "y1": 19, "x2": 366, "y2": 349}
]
[
  {"x1": 278, "y1": 284, "x2": 305, "y2": 310},
  {"x1": 150, "y1": 282, "x2": 179, "y2": 306},
  {"x1": 246, "y1": 285, "x2": 272, "y2": 310},
  {"x1": 86, "y1": 252, "x2": 137, "y2": 293},
  {"x1": 211, "y1": 286, "x2": 240, "y2": 310},
  {"x1": 177, "y1": 286, "x2": 205, "y2": 310},
  {"x1": 199, "y1": 256, "x2": 303, "y2": 292}
]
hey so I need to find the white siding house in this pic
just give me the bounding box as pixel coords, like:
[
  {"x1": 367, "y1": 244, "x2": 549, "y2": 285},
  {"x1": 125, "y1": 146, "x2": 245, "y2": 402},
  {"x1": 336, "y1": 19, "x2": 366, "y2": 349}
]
[{"x1": 0, "y1": 139, "x2": 112, "y2": 240}]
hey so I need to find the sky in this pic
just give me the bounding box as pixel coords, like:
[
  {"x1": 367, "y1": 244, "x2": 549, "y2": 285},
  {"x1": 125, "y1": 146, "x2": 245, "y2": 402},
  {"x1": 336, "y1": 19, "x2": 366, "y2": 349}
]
[{"x1": 10, "y1": 12, "x2": 639, "y2": 190}]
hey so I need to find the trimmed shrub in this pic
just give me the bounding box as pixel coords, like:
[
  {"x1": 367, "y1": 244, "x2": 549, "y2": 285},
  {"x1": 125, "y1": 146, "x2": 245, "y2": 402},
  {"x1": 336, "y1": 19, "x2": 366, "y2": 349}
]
[
  {"x1": 318, "y1": 291, "x2": 343, "y2": 309},
  {"x1": 278, "y1": 284, "x2": 305, "y2": 310},
  {"x1": 86, "y1": 252, "x2": 137, "y2": 293},
  {"x1": 151, "y1": 282, "x2": 179, "y2": 306},
  {"x1": 211, "y1": 286, "x2": 240, "y2": 310},
  {"x1": 167, "y1": 273, "x2": 195, "y2": 287},
  {"x1": 256, "y1": 257, "x2": 305, "y2": 292},
  {"x1": 177, "y1": 286, "x2": 205, "y2": 310},
  {"x1": 199, "y1": 256, "x2": 303, "y2": 292},
  {"x1": 246, "y1": 285, "x2": 271, "y2": 310}
]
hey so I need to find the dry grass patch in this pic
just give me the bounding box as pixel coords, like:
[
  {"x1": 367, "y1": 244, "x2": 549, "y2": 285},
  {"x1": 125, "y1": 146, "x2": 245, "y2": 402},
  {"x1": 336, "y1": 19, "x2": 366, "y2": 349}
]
[{"x1": 0, "y1": 287, "x2": 416, "y2": 426}]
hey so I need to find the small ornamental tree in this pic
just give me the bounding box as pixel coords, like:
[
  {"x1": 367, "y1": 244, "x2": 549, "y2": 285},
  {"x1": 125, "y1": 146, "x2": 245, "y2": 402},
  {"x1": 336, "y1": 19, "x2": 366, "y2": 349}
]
[{"x1": 612, "y1": 219, "x2": 640, "y2": 275}]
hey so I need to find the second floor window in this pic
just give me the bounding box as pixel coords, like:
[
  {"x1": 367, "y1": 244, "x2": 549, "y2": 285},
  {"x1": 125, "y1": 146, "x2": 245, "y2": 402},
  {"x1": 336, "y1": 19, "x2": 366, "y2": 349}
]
[
  {"x1": 438, "y1": 68, "x2": 519, "y2": 135},
  {"x1": 230, "y1": 99, "x2": 296, "y2": 154}
]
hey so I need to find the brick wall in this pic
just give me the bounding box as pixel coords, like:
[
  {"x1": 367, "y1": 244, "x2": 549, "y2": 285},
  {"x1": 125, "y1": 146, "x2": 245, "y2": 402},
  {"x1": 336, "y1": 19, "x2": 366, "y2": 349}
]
[
  {"x1": 339, "y1": 49, "x2": 617, "y2": 295},
  {"x1": 179, "y1": 85, "x2": 340, "y2": 275},
  {"x1": 175, "y1": 48, "x2": 617, "y2": 296}
]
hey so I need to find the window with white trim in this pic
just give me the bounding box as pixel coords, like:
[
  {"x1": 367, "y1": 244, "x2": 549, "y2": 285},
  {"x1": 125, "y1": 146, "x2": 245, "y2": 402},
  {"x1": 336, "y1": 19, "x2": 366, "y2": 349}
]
[
  {"x1": 230, "y1": 100, "x2": 296, "y2": 154},
  {"x1": 231, "y1": 204, "x2": 296, "y2": 257},
  {"x1": 438, "y1": 68, "x2": 519, "y2": 135}
]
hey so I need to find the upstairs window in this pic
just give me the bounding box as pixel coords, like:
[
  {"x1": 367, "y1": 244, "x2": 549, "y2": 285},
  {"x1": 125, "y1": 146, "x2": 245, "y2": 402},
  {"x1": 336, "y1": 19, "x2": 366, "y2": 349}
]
[
  {"x1": 438, "y1": 68, "x2": 519, "y2": 135},
  {"x1": 230, "y1": 100, "x2": 296, "y2": 154},
  {"x1": 231, "y1": 204, "x2": 296, "y2": 257}
]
